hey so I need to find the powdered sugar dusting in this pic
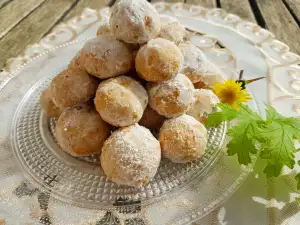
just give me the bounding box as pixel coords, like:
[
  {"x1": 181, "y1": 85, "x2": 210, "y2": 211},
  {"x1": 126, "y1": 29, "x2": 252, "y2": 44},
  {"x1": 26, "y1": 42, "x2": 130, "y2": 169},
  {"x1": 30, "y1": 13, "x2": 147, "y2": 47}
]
[
  {"x1": 201, "y1": 61, "x2": 226, "y2": 88},
  {"x1": 148, "y1": 74, "x2": 194, "y2": 117},
  {"x1": 101, "y1": 124, "x2": 161, "y2": 187},
  {"x1": 159, "y1": 114, "x2": 208, "y2": 163},
  {"x1": 94, "y1": 76, "x2": 148, "y2": 127},
  {"x1": 187, "y1": 89, "x2": 220, "y2": 121},
  {"x1": 179, "y1": 43, "x2": 208, "y2": 83},
  {"x1": 110, "y1": 0, "x2": 161, "y2": 43},
  {"x1": 81, "y1": 36, "x2": 133, "y2": 79},
  {"x1": 158, "y1": 15, "x2": 186, "y2": 44}
]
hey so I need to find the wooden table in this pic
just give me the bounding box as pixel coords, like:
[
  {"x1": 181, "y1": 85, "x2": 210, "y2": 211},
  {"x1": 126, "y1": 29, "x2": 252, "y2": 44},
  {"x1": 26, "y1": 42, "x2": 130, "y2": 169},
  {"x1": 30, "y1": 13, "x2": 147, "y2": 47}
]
[{"x1": 0, "y1": 0, "x2": 299, "y2": 71}]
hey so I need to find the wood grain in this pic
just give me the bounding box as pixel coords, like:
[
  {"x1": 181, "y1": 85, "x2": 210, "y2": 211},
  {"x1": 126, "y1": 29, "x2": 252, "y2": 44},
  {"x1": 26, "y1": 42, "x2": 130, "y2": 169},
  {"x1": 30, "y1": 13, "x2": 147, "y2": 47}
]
[
  {"x1": 220, "y1": 0, "x2": 256, "y2": 23},
  {"x1": 151, "y1": 0, "x2": 184, "y2": 2},
  {"x1": 63, "y1": 0, "x2": 110, "y2": 21},
  {"x1": 0, "y1": 0, "x2": 77, "y2": 70},
  {"x1": 185, "y1": 0, "x2": 216, "y2": 8},
  {"x1": 283, "y1": 0, "x2": 300, "y2": 24},
  {"x1": 0, "y1": 0, "x2": 45, "y2": 39},
  {"x1": 256, "y1": 0, "x2": 300, "y2": 54},
  {"x1": 0, "y1": 0, "x2": 11, "y2": 9}
]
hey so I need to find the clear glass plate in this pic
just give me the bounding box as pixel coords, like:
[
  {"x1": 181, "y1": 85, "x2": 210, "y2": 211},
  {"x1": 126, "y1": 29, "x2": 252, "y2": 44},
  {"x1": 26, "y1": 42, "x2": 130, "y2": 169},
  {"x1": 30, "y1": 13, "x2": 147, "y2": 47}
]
[
  {"x1": 11, "y1": 40, "x2": 227, "y2": 208},
  {"x1": 0, "y1": 6, "x2": 268, "y2": 222}
]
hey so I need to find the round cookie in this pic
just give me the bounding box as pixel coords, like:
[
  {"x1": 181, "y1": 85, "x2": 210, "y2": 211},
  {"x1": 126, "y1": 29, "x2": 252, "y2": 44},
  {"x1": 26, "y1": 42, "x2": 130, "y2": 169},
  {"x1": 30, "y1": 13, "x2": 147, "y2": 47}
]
[
  {"x1": 79, "y1": 36, "x2": 133, "y2": 79},
  {"x1": 194, "y1": 61, "x2": 226, "y2": 89},
  {"x1": 159, "y1": 114, "x2": 208, "y2": 163},
  {"x1": 96, "y1": 23, "x2": 113, "y2": 37},
  {"x1": 157, "y1": 15, "x2": 185, "y2": 44},
  {"x1": 101, "y1": 124, "x2": 161, "y2": 188},
  {"x1": 68, "y1": 51, "x2": 84, "y2": 70},
  {"x1": 187, "y1": 89, "x2": 219, "y2": 122},
  {"x1": 139, "y1": 106, "x2": 165, "y2": 130},
  {"x1": 148, "y1": 73, "x2": 195, "y2": 118},
  {"x1": 96, "y1": 16, "x2": 113, "y2": 37},
  {"x1": 40, "y1": 88, "x2": 62, "y2": 118},
  {"x1": 50, "y1": 68, "x2": 99, "y2": 109},
  {"x1": 135, "y1": 38, "x2": 183, "y2": 82},
  {"x1": 110, "y1": 0, "x2": 161, "y2": 44},
  {"x1": 94, "y1": 75, "x2": 148, "y2": 127},
  {"x1": 56, "y1": 104, "x2": 111, "y2": 156},
  {"x1": 179, "y1": 42, "x2": 207, "y2": 83}
]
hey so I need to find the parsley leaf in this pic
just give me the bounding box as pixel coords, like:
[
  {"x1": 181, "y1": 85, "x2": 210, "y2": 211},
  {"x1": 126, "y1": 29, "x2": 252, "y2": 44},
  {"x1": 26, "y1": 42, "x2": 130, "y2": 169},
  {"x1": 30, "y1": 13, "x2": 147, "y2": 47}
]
[
  {"x1": 259, "y1": 107, "x2": 300, "y2": 176},
  {"x1": 263, "y1": 163, "x2": 284, "y2": 178},
  {"x1": 205, "y1": 103, "x2": 239, "y2": 127},
  {"x1": 296, "y1": 173, "x2": 300, "y2": 190},
  {"x1": 205, "y1": 103, "x2": 261, "y2": 127},
  {"x1": 227, "y1": 121, "x2": 259, "y2": 165},
  {"x1": 204, "y1": 111, "x2": 227, "y2": 128},
  {"x1": 259, "y1": 121, "x2": 297, "y2": 169},
  {"x1": 204, "y1": 102, "x2": 300, "y2": 188},
  {"x1": 265, "y1": 105, "x2": 284, "y2": 120}
]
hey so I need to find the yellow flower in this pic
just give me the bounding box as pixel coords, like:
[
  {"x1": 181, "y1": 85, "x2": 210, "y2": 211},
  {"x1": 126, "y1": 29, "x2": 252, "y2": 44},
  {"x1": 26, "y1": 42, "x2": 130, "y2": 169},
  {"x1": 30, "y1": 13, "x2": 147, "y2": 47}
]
[{"x1": 213, "y1": 79, "x2": 252, "y2": 107}]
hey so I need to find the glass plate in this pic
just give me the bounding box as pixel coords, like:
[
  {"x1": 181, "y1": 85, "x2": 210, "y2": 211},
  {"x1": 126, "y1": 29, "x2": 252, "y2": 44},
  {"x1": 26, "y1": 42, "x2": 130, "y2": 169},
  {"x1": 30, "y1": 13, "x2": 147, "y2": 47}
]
[
  {"x1": 0, "y1": 4, "x2": 269, "y2": 223},
  {"x1": 11, "y1": 63, "x2": 227, "y2": 207}
]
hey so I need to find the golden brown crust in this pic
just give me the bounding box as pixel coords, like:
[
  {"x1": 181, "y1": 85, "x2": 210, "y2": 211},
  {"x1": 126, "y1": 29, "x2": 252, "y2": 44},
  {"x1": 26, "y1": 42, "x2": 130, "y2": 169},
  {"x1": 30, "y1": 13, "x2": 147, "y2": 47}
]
[
  {"x1": 68, "y1": 51, "x2": 84, "y2": 70},
  {"x1": 187, "y1": 89, "x2": 219, "y2": 122},
  {"x1": 159, "y1": 115, "x2": 207, "y2": 163},
  {"x1": 96, "y1": 23, "x2": 113, "y2": 37},
  {"x1": 110, "y1": 0, "x2": 161, "y2": 44},
  {"x1": 178, "y1": 42, "x2": 207, "y2": 83},
  {"x1": 101, "y1": 124, "x2": 161, "y2": 187},
  {"x1": 157, "y1": 15, "x2": 186, "y2": 44},
  {"x1": 94, "y1": 76, "x2": 148, "y2": 127},
  {"x1": 40, "y1": 88, "x2": 62, "y2": 118},
  {"x1": 135, "y1": 38, "x2": 183, "y2": 82},
  {"x1": 55, "y1": 104, "x2": 111, "y2": 156},
  {"x1": 79, "y1": 36, "x2": 133, "y2": 79},
  {"x1": 148, "y1": 74, "x2": 195, "y2": 118},
  {"x1": 50, "y1": 68, "x2": 99, "y2": 110}
]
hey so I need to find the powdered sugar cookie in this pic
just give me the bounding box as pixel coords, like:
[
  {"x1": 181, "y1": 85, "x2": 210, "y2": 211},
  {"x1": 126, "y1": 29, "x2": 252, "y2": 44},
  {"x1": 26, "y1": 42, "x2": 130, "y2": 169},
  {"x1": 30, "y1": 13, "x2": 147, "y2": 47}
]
[
  {"x1": 148, "y1": 73, "x2": 194, "y2": 118},
  {"x1": 159, "y1": 114, "x2": 207, "y2": 163},
  {"x1": 101, "y1": 124, "x2": 161, "y2": 187},
  {"x1": 136, "y1": 38, "x2": 183, "y2": 82},
  {"x1": 110, "y1": 0, "x2": 161, "y2": 44}
]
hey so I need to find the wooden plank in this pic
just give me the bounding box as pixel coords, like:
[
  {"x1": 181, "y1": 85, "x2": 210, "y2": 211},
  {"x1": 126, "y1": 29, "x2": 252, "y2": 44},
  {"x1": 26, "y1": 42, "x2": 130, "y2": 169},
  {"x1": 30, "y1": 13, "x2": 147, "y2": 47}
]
[
  {"x1": 63, "y1": 0, "x2": 110, "y2": 21},
  {"x1": 282, "y1": 0, "x2": 300, "y2": 25},
  {"x1": 0, "y1": 0, "x2": 12, "y2": 9},
  {"x1": 0, "y1": 0, "x2": 45, "y2": 39},
  {"x1": 151, "y1": 0, "x2": 184, "y2": 2},
  {"x1": 0, "y1": 0, "x2": 77, "y2": 70},
  {"x1": 185, "y1": 0, "x2": 216, "y2": 8},
  {"x1": 256, "y1": 0, "x2": 300, "y2": 54},
  {"x1": 219, "y1": 0, "x2": 256, "y2": 23}
]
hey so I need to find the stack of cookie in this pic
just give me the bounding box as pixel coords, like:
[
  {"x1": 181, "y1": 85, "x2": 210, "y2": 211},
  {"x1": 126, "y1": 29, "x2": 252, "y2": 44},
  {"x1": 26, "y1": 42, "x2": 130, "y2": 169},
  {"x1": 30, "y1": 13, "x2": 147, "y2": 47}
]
[{"x1": 40, "y1": 0, "x2": 225, "y2": 188}]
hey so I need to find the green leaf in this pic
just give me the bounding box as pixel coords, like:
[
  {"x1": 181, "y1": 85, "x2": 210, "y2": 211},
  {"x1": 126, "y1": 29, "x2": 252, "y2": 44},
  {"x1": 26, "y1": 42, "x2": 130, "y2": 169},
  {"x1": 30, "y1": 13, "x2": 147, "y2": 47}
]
[
  {"x1": 205, "y1": 103, "x2": 261, "y2": 128},
  {"x1": 258, "y1": 107, "x2": 300, "y2": 177},
  {"x1": 295, "y1": 173, "x2": 300, "y2": 190},
  {"x1": 226, "y1": 121, "x2": 259, "y2": 165},
  {"x1": 265, "y1": 105, "x2": 284, "y2": 120},
  {"x1": 259, "y1": 121, "x2": 296, "y2": 170},
  {"x1": 236, "y1": 103, "x2": 262, "y2": 121},
  {"x1": 205, "y1": 112, "x2": 226, "y2": 127},
  {"x1": 205, "y1": 103, "x2": 239, "y2": 127},
  {"x1": 263, "y1": 163, "x2": 283, "y2": 178},
  {"x1": 206, "y1": 101, "x2": 300, "y2": 186}
]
